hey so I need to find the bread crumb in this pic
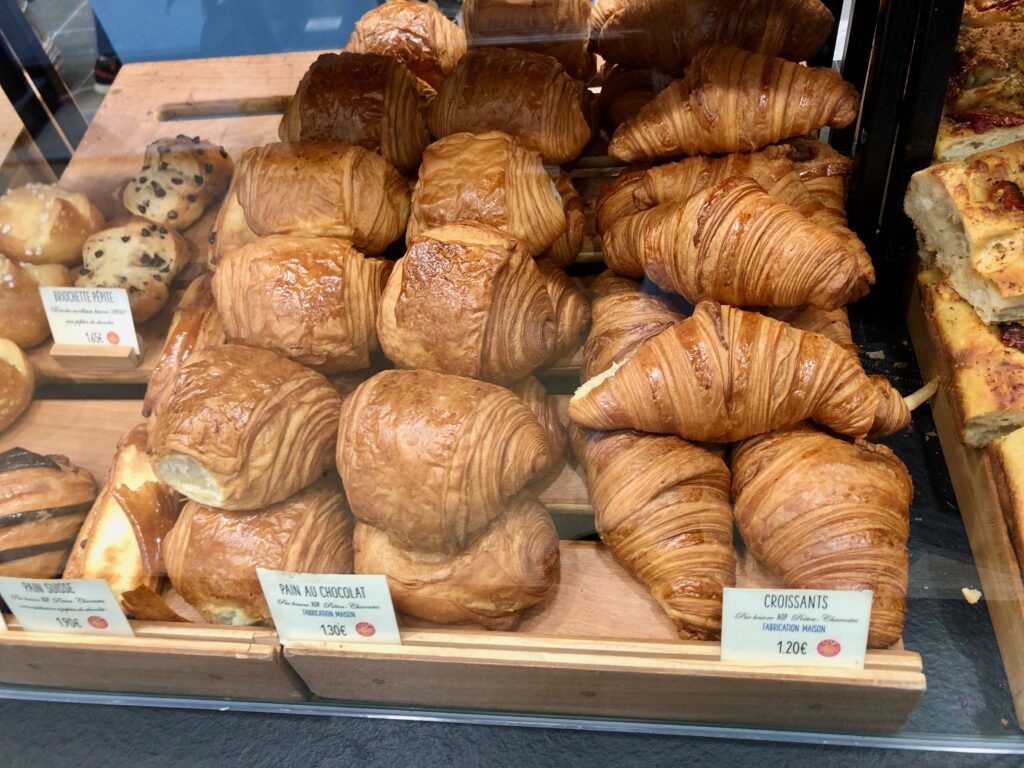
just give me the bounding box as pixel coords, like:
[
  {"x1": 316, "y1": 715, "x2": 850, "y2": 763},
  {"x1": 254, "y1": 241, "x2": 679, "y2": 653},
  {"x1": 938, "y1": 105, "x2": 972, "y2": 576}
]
[
  {"x1": 962, "y1": 587, "x2": 982, "y2": 604},
  {"x1": 1002, "y1": 718, "x2": 1010, "y2": 727},
  {"x1": 866, "y1": 350, "x2": 886, "y2": 360}
]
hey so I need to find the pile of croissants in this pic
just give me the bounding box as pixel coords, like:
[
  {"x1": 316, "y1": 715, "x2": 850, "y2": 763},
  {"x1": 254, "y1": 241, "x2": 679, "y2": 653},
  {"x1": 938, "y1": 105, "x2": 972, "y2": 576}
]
[{"x1": 3, "y1": 0, "x2": 918, "y2": 649}]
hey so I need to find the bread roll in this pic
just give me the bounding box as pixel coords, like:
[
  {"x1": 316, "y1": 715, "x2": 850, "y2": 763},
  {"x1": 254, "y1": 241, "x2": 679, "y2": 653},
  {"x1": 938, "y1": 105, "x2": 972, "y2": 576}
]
[
  {"x1": 542, "y1": 171, "x2": 585, "y2": 267},
  {"x1": 75, "y1": 220, "x2": 192, "y2": 324},
  {"x1": 408, "y1": 132, "x2": 565, "y2": 254},
  {"x1": 354, "y1": 493, "x2": 559, "y2": 629},
  {"x1": 346, "y1": 0, "x2": 467, "y2": 91},
  {"x1": 214, "y1": 235, "x2": 391, "y2": 373},
  {"x1": 427, "y1": 48, "x2": 592, "y2": 165},
  {"x1": 122, "y1": 135, "x2": 233, "y2": 230},
  {"x1": 236, "y1": 142, "x2": 410, "y2": 256},
  {"x1": 163, "y1": 476, "x2": 354, "y2": 626},
  {"x1": 0, "y1": 339, "x2": 33, "y2": 434},
  {"x1": 151, "y1": 344, "x2": 342, "y2": 510},
  {"x1": 378, "y1": 223, "x2": 556, "y2": 384},
  {"x1": 0, "y1": 447, "x2": 97, "y2": 578},
  {"x1": 0, "y1": 256, "x2": 70, "y2": 348},
  {"x1": 535, "y1": 258, "x2": 590, "y2": 365},
  {"x1": 63, "y1": 424, "x2": 179, "y2": 602},
  {"x1": 337, "y1": 369, "x2": 551, "y2": 553},
  {"x1": 0, "y1": 184, "x2": 104, "y2": 265},
  {"x1": 279, "y1": 52, "x2": 431, "y2": 174}
]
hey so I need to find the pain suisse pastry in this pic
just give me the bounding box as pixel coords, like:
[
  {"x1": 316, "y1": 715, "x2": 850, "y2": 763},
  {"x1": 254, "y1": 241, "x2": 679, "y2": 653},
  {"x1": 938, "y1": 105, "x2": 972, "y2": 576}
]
[
  {"x1": 427, "y1": 48, "x2": 592, "y2": 165},
  {"x1": 235, "y1": 142, "x2": 410, "y2": 256},
  {"x1": 75, "y1": 220, "x2": 192, "y2": 324},
  {"x1": 542, "y1": 172, "x2": 585, "y2": 267},
  {"x1": 337, "y1": 369, "x2": 551, "y2": 553},
  {"x1": 0, "y1": 184, "x2": 104, "y2": 265},
  {"x1": 279, "y1": 52, "x2": 431, "y2": 174},
  {"x1": 0, "y1": 447, "x2": 97, "y2": 578},
  {"x1": 0, "y1": 256, "x2": 70, "y2": 348},
  {"x1": 0, "y1": 339, "x2": 33, "y2": 434},
  {"x1": 732, "y1": 426, "x2": 912, "y2": 648},
  {"x1": 63, "y1": 424, "x2": 179, "y2": 603},
  {"x1": 163, "y1": 476, "x2": 354, "y2": 625},
  {"x1": 122, "y1": 135, "x2": 233, "y2": 230},
  {"x1": 408, "y1": 132, "x2": 566, "y2": 254},
  {"x1": 354, "y1": 492, "x2": 559, "y2": 629},
  {"x1": 535, "y1": 258, "x2": 590, "y2": 364},
  {"x1": 595, "y1": 65, "x2": 672, "y2": 130},
  {"x1": 151, "y1": 344, "x2": 343, "y2": 510},
  {"x1": 209, "y1": 169, "x2": 258, "y2": 269},
  {"x1": 377, "y1": 223, "x2": 556, "y2": 384},
  {"x1": 512, "y1": 376, "x2": 567, "y2": 472},
  {"x1": 345, "y1": 0, "x2": 466, "y2": 91},
  {"x1": 214, "y1": 235, "x2": 392, "y2": 373}
]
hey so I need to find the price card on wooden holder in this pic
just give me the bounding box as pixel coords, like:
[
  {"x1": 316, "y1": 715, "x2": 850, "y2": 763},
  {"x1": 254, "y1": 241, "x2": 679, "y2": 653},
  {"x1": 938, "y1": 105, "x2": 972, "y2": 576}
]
[
  {"x1": 257, "y1": 569, "x2": 401, "y2": 645},
  {"x1": 720, "y1": 588, "x2": 872, "y2": 669},
  {"x1": 0, "y1": 577, "x2": 134, "y2": 637},
  {"x1": 39, "y1": 286, "x2": 141, "y2": 365}
]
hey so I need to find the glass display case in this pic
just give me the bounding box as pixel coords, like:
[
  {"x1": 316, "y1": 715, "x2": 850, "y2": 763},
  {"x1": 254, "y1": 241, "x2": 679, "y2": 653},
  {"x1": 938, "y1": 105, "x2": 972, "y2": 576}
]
[{"x1": 2, "y1": 0, "x2": 1024, "y2": 758}]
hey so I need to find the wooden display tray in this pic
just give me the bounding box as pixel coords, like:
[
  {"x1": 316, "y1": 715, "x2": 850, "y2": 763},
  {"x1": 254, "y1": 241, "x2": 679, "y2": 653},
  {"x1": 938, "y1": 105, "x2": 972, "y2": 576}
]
[{"x1": 907, "y1": 291, "x2": 1024, "y2": 729}]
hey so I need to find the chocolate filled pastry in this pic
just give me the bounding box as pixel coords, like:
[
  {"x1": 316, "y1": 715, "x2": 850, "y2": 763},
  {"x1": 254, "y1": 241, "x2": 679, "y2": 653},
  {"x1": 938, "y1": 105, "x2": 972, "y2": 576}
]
[
  {"x1": 209, "y1": 168, "x2": 258, "y2": 270},
  {"x1": 0, "y1": 256, "x2": 70, "y2": 349},
  {"x1": 377, "y1": 223, "x2": 556, "y2": 384},
  {"x1": 163, "y1": 476, "x2": 354, "y2": 625},
  {"x1": 542, "y1": 172, "x2": 585, "y2": 267},
  {"x1": 279, "y1": 52, "x2": 431, "y2": 174},
  {"x1": 354, "y1": 492, "x2": 559, "y2": 630},
  {"x1": 0, "y1": 447, "x2": 97, "y2": 578},
  {"x1": 512, "y1": 376, "x2": 567, "y2": 474},
  {"x1": 346, "y1": 0, "x2": 467, "y2": 91},
  {"x1": 408, "y1": 131, "x2": 565, "y2": 255},
  {"x1": 214, "y1": 235, "x2": 392, "y2": 373},
  {"x1": 337, "y1": 369, "x2": 551, "y2": 554},
  {"x1": 235, "y1": 142, "x2": 410, "y2": 256},
  {"x1": 0, "y1": 339, "x2": 34, "y2": 435},
  {"x1": 0, "y1": 183, "x2": 105, "y2": 265},
  {"x1": 64, "y1": 424, "x2": 179, "y2": 603},
  {"x1": 151, "y1": 344, "x2": 343, "y2": 510},
  {"x1": 534, "y1": 258, "x2": 590, "y2": 365}
]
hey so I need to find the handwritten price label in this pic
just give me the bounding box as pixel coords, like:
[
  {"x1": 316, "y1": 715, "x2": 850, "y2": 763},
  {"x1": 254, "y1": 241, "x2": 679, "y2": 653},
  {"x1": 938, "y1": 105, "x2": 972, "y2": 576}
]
[
  {"x1": 39, "y1": 287, "x2": 140, "y2": 353},
  {"x1": 0, "y1": 577, "x2": 133, "y2": 637}
]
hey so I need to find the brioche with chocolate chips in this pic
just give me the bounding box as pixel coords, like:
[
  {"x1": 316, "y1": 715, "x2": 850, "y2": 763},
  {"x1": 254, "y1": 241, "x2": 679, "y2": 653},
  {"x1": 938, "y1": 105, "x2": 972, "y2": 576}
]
[{"x1": 0, "y1": 184, "x2": 104, "y2": 265}]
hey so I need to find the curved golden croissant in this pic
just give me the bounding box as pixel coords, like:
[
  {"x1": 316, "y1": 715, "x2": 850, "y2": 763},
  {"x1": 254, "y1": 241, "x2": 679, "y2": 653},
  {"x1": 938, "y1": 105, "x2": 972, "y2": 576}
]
[
  {"x1": 354, "y1": 492, "x2": 560, "y2": 630},
  {"x1": 763, "y1": 305, "x2": 857, "y2": 354},
  {"x1": 236, "y1": 142, "x2": 410, "y2": 256},
  {"x1": 428, "y1": 48, "x2": 592, "y2": 165},
  {"x1": 572, "y1": 426, "x2": 736, "y2": 639},
  {"x1": 377, "y1": 223, "x2": 555, "y2": 384},
  {"x1": 568, "y1": 301, "x2": 878, "y2": 442},
  {"x1": 586, "y1": 269, "x2": 646, "y2": 299},
  {"x1": 786, "y1": 137, "x2": 852, "y2": 217},
  {"x1": 408, "y1": 132, "x2": 566, "y2": 254},
  {"x1": 513, "y1": 376, "x2": 567, "y2": 473},
  {"x1": 591, "y1": 0, "x2": 834, "y2": 75},
  {"x1": 608, "y1": 46, "x2": 859, "y2": 162},
  {"x1": 603, "y1": 176, "x2": 871, "y2": 310},
  {"x1": 732, "y1": 426, "x2": 912, "y2": 648},
  {"x1": 346, "y1": 1, "x2": 466, "y2": 91},
  {"x1": 542, "y1": 172, "x2": 585, "y2": 267},
  {"x1": 595, "y1": 170, "x2": 647, "y2": 235},
  {"x1": 535, "y1": 258, "x2": 590, "y2": 365},
  {"x1": 337, "y1": 370, "x2": 551, "y2": 554},
  {"x1": 461, "y1": 0, "x2": 593, "y2": 80},
  {"x1": 582, "y1": 289, "x2": 681, "y2": 380},
  {"x1": 279, "y1": 52, "x2": 430, "y2": 175},
  {"x1": 213, "y1": 235, "x2": 392, "y2": 373},
  {"x1": 151, "y1": 344, "x2": 342, "y2": 510},
  {"x1": 596, "y1": 65, "x2": 672, "y2": 130}
]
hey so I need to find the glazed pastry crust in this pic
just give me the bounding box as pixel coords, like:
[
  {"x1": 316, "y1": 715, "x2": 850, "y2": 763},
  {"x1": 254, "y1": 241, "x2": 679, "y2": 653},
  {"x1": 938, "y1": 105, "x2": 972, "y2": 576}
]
[
  {"x1": 0, "y1": 340, "x2": 34, "y2": 435},
  {"x1": 0, "y1": 257, "x2": 70, "y2": 348},
  {"x1": 0, "y1": 184, "x2": 104, "y2": 265}
]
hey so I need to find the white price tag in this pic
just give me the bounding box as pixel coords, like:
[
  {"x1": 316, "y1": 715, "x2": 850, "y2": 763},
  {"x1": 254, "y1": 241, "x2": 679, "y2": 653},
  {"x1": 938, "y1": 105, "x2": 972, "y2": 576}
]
[
  {"x1": 0, "y1": 577, "x2": 134, "y2": 637},
  {"x1": 257, "y1": 569, "x2": 401, "y2": 645},
  {"x1": 39, "y1": 286, "x2": 140, "y2": 353},
  {"x1": 720, "y1": 588, "x2": 872, "y2": 669}
]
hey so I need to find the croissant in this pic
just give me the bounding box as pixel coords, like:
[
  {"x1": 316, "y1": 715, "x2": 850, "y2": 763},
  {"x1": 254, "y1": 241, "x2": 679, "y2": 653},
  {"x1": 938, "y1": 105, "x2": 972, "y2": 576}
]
[
  {"x1": 586, "y1": 269, "x2": 646, "y2": 299},
  {"x1": 596, "y1": 65, "x2": 672, "y2": 130},
  {"x1": 603, "y1": 176, "x2": 871, "y2": 310},
  {"x1": 568, "y1": 301, "x2": 878, "y2": 442},
  {"x1": 571, "y1": 426, "x2": 736, "y2": 639},
  {"x1": 214, "y1": 235, "x2": 392, "y2": 373},
  {"x1": 582, "y1": 289, "x2": 681, "y2": 380},
  {"x1": 785, "y1": 137, "x2": 852, "y2": 217},
  {"x1": 591, "y1": 0, "x2": 834, "y2": 75},
  {"x1": 377, "y1": 223, "x2": 555, "y2": 384},
  {"x1": 513, "y1": 376, "x2": 567, "y2": 472},
  {"x1": 535, "y1": 258, "x2": 591, "y2": 366},
  {"x1": 337, "y1": 369, "x2": 551, "y2": 553},
  {"x1": 542, "y1": 172, "x2": 585, "y2": 267},
  {"x1": 408, "y1": 132, "x2": 566, "y2": 254},
  {"x1": 461, "y1": 0, "x2": 593, "y2": 80},
  {"x1": 763, "y1": 306, "x2": 857, "y2": 354},
  {"x1": 279, "y1": 52, "x2": 430, "y2": 175},
  {"x1": 428, "y1": 48, "x2": 592, "y2": 165},
  {"x1": 235, "y1": 142, "x2": 410, "y2": 256},
  {"x1": 143, "y1": 275, "x2": 225, "y2": 418},
  {"x1": 209, "y1": 169, "x2": 258, "y2": 269},
  {"x1": 595, "y1": 170, "x2": 648, "y2": 235},
  {"x1": 732, "y1": 426, "x2": 912, "y2": 648},
  {"x1": 608, "y1": 46, "x2": 859, "y2": 162},
  {"x1": 354, "y1": 492, "x2": 560, "y2": 630},
  {"x1": 346, "y1": 1, "x2": 467, "y2": 91}
]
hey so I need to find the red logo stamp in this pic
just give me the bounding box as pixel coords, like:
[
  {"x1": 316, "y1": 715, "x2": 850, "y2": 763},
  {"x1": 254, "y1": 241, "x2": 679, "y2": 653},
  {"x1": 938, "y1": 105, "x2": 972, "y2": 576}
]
[
  {"x1": 106, "y1": 331, "x2": 120, "y2": 345},
  {"x1": 355, "y1": 622, "x2": 376, "y2": 637},
  {"x1": 87, "y1": 616, "x2": 109, "y2": 629},
  {"x1": 817, "y1": 639, "x2": 841, "y2": 657}
]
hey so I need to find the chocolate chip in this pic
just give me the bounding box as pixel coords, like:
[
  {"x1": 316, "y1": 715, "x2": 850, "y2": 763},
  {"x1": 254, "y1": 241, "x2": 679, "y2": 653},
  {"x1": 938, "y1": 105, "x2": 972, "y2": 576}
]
[
  {"x1": 121, "y1": 236, "x2": 130, "y2": 243},
  {"x1": 209, "y1": 231, "x2": 217, "y2": 245},
  {"x1": 194, "y1": 175, "x2": 204, "y2": 185},
  {"x1": 153, "y1": 274, "x2": 163, "y2": 282},
  {"x1": 171, "y1": 177, "x2": 183, "y2": 185},
  {"x1": 159, "y1": 162, "x2": 168, "y2": 171},
  {"x1": 168, "y1": 210, "x2": 178, "y2": 220},
  {"x1": 204, "y1": 163, "x2": 213, "y2": 173},
  {"x1": 151, "y1": 255, "x2": 166, "y2": 268},
  {"x1": 141, "y1": 228, "x2": 150, "y2": 237},
  {"x1": 154, "y1": 187, "x2": 166, "y2": 198},
  {"x1": 79, "y1": 539, "x2": 87, "y2": 549},
  {"x1": 139, "y1": 176, "x2": 148, "y2": 183},
  {"x1": 137, "y1": 205, "x2": 147, "y2": 214},
  {"x1": 128, "y1": 285, "x2": 139, "y2": 293},
  {"x1": 94, "y1": 250, "x2": 104, "y2": 257},
  {"x1": 219, "y1": 148, "x2": 228, "y2": 158},
  {"x1": 192, "y1": 136, "x2": 200, "y2": 144},
  {"x1": 158, "y1": 226, "x2": 167, "y2": 234},
  {"x1": 118, "y1": 275, "x2": 127, "y2": 283},
  {"x1": 140, "y1": 253, "x2": 152, "y2": 265},
  {"x1": 186, "y1": 193, "x2": 196, "y2": 203},
  {"x1": 79, "y1": 268, "x2": 92, "y2": 276}
]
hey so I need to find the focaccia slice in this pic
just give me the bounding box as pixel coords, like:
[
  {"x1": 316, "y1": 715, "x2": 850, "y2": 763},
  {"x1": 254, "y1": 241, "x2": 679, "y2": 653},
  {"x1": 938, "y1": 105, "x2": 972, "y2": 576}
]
[{"x1": 990, "y1": 426, "x2": 1024, "y2": 576}]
